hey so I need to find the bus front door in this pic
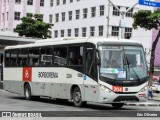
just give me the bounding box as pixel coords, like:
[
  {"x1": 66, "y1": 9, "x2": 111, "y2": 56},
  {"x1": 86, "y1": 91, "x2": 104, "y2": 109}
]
[{"x1": 84, "y1": 49, "x2": 95, "y2": 102}]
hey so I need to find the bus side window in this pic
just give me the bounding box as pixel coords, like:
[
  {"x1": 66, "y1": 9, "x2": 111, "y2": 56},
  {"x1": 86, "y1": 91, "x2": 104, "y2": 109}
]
[
  {"x1": 53, "y1": 47, "x2": 67, "y2": 66},
  {"x1": 10, "y1": 50, "x2": 18, "y2": 67},
  {"x1": 5, "y1": 51, "x2": 10, "y2": 67},
  {"x1": 29, "y1": 48, "x2": 40, "y2": 67},
  {"x1": 40, "y1": 47, "x2": 53, "y2": 66},
  {"x1": 18, "y1": 49, "x2": 28, "y2": 67},
  {"x1": 68, "y1": 46, "x2": 83, "y2": 66}
]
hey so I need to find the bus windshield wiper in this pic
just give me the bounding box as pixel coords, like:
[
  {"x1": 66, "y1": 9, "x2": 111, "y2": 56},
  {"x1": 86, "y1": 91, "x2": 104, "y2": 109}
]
[
  {"x1": 129, "y1": 64, "x2": 140, "y2": 81},
  {"x1": 122, "y1": 45, "x2": 130, "y2": 73}
]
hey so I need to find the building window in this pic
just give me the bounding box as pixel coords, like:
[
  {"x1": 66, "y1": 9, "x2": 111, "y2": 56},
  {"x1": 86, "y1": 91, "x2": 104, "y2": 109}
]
[
  {"x1": 48, "y1": 30, "x2": 52, "y2": 38},
  {"x1": 49, "y1": 14, "x2": 53, "y2": 23},
  {"x1": 50, "y1": 0, "x2": 54, "y2": 7},
  {"x1": 54, "y1": 30, "x2": 58, "y2": 38},
  {"x1": 61, "y1": 30, "x2": 64, "y2": 37},
  {"x1": 39, "y1": 14, "x2": 43, "y2": 20},
  {"x1": 76, "y1": 10, "x2": 80, "y2": 19},
  {"x1": 70, "y1": 0, "x2": 73, "y2": 3},
  {"x1": 27, "y1": 0, "x2": 33, "y2": 5},
  {"x1": 56, "y1": 0, "x2": 60, "y2": 5},
  {"x1": 75, "y1": 28, "x2": 79, "y2": 37},
  {"x1": 40, "y1": 0, "x2": 44, "y2": 6},
  {"x1": 113, "y1": 6, "x2": 120, "y2": 16},
  {"x1": 69, "y1": 11, "x2": 72, "y2": 20},
  {"x1": 63, "y1": 0, "x2": 66, "y2": 4},
  {"x1": 82, "y1": 27, "x2": 87, "y2": 37},
  {"x1": 91, "y1": 7, "x2": 96, "y2": 17},
  {"x1": 2, "y1": 13, "x2": 4, "y2": 21},
  {"x1": 125, "y1": 27, "x2": 132, "y2": 39},
  {"x1": 55, "y1": 13, "x2": 59, "y2": 22},
  {"x1": 68, "y1": 29, "x2": 71, "y2": 37},
  {"x1": 26, "y1": 13, "x2": 32, "y2": 17},
  {"x1": 15, "y1": 0, "x2": 21, "y2": 4},
  {"x1": 100, "y1": 5, "x2": 104, "y2": 16},
  {"x1": 111, "y1": 26, "x2": 119, "y2": 36},
  {"x1": 90, "y1": 27, "x2": 95, "y2": 37},
  {"x1": 83, "y1": 8, "x2": 88, "y2": 18},
  {"x1": 62, "y1": 12, "x2": 65, "y2": 21},
  {"x1": 99, "y1": 26, "x2": 103, "y2": 36},
  {"x1": 7, "y1": 12, "x2": 8, "y2": 20},
  {"x1": 13, "y1": 28, "x2": 16, "y2": 32},
  {"x1": 126, "y1": 7, "x2": 133, "y2": 17},
  {"x1": 14, "y1": 12, "x2": 21, "y2": 20}
]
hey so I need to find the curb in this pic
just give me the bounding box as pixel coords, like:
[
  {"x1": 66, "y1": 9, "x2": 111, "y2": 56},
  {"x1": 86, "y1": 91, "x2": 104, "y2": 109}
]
[
  {"x1": 125, "y1": 103, "x2": 160, "y2": 107},
  {"x1": 0, "y1": 81, "x2": 3, "y2": 89}
]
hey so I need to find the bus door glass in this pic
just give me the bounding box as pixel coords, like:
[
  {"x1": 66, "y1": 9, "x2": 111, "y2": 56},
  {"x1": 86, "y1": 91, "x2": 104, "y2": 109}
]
[{"x1": 85, "y1": 50, "x2": 94, "y2": 78}]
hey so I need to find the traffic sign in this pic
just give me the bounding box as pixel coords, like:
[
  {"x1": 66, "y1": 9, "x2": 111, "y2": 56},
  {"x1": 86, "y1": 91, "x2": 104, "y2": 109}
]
[{"x1": 139, "y1": 0, "x2": 160, "y2": 8}]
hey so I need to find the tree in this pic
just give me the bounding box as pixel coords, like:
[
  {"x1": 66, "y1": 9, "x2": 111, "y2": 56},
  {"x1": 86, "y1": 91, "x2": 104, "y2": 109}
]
[
  {"x1": 15, "y1": 14, "x2": 53, "y2": 39},
  {"x1": 133, "y1": 9, "x2": 160, "y2": 86}
]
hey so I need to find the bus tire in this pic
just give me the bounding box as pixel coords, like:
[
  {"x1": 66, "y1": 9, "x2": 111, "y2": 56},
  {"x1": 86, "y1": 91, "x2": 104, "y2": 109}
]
[
  {"x1": 24, "y1": 83, "x2": 32, "y2": 100},
  {"x1": 73, "y1": 87, "x2": 86, "y2": 107},
  {"x1": 111, "y1": 103, "x2": 124, "y2": 109}
]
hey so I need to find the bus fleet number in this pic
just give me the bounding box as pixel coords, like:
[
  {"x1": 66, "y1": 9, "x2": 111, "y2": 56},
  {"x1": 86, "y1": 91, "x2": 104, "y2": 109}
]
[{"x1": 112, "y1": 86, "x2": 123, "y2": 92}]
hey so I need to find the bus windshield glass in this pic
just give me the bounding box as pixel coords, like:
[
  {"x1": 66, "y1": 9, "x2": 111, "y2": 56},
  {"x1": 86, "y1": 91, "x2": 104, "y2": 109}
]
[{"x1": 99, "y1": 45, "x2": 147, "y2": 81}]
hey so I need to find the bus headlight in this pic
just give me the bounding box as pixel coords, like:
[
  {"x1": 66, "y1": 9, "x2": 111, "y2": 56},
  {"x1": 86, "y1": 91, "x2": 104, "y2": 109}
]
[
  {"x1": 140, "y1": 86, "x2": 148, "y2": 92},
  {"x1": 99, "y1": 84, "x2": 111, "y2": 92}
]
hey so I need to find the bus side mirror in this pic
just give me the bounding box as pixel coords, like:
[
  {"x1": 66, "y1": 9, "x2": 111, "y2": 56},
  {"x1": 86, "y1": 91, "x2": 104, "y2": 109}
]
[
  {"x1": 96, "y1": 57, "x2": 100, "y2": 65},
  {"x1": 96, "y1": 49, "x2": 100, "y2": 65}
]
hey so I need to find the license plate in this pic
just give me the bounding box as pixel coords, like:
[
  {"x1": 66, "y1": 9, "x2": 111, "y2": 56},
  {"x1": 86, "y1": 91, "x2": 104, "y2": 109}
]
[{"x1": 112, "y1": 86, "x2": 123, "y2": 92}]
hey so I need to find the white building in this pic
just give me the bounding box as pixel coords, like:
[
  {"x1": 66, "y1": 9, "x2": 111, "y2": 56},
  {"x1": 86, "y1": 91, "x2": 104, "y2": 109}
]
[{"x1": 0, "y1": 0, "x2": 154, "y2": 63}]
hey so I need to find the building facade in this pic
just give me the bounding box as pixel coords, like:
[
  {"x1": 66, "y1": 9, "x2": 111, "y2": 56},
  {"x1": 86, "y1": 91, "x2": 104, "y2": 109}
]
[{"x1": 0, "y1": 0, "x2": 157, "y2": 66}]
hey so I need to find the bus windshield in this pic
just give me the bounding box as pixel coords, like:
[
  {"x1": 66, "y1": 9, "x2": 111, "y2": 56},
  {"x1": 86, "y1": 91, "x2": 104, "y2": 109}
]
[{"x1": 99, "y1": 45, "x2": 147, "y2": 81}]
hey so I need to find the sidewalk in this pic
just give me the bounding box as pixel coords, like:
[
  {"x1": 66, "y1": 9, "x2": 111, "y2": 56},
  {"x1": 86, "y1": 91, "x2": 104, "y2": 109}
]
[{"x1": 152, "y1": 93, "x2": 160, "y2": 101}]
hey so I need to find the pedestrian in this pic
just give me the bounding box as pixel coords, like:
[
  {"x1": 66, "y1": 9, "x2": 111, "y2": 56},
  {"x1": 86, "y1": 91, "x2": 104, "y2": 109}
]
[{"x1": 148, "y1": 86, "x2": 153, "y2": 99}]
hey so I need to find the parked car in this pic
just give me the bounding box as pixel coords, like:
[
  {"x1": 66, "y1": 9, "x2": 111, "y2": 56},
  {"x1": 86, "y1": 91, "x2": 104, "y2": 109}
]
[{"x1": 152, "y1": 82, "x2": 160, "y2": 93}]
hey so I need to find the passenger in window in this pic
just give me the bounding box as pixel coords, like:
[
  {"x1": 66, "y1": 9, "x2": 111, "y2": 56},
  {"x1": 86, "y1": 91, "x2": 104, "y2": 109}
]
[
  {"x1": 35, "y1": 59, "x2": 39, "y2": 66},
  {"x1": 78, "y1": 58, "x2": 82, "y2": 65}
]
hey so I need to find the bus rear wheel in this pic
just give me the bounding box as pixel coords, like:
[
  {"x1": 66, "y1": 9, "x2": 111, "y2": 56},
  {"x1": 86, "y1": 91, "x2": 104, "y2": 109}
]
[
  {"x1": 24, "y1": 84, "x2": 40, "y2": 100},
  {"x1": 73, "y1": 87, "x2": 86, "y2": 107},
  {"x1": 24, "y1": 83, "x2": 32, "y2": 100},
  {"x1": 111, "y1": 103, "x2": 124, "y2": 109}
]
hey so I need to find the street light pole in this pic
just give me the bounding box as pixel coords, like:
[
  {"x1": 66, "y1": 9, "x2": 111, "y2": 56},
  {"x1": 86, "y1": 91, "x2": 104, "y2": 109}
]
[{"x1": 108, "y1": 0, "x2": 138, "y2": 39}]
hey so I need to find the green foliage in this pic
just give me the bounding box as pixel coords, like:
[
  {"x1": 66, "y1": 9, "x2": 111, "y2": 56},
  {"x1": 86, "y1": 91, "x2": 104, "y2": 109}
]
[
  {"x1": 133, "y1": 9, "x2": 160, "y2": 30},
  {"x1": 133, "y1": 9, "x2": 160, "y2": 81},
  {"x1": 15, "y1": 14, "x2": 53, "y2": 39}
]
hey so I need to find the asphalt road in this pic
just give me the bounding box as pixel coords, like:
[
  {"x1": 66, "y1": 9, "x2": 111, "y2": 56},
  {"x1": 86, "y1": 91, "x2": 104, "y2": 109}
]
[
  {"x1": 0, "y1": 89, "x2": 160, "y2": 120},
  {"x1": 0, "y1": 89, "x2": 160, "y2": 111}
]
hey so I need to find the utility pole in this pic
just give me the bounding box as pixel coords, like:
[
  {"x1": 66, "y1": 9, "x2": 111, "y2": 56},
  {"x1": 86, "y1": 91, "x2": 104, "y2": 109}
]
[
  {"x1": 108, "y1": 0, "x2": 138, "y2": 39},
  {"x1": 106, "y1": 2, "x2": 110, "y2": 38}
]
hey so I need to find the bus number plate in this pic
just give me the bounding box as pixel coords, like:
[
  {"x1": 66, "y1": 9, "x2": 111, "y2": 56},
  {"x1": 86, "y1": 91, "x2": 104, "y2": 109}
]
[{"x1": 112, "y1": 86, "x2": 123, "y2": 92}]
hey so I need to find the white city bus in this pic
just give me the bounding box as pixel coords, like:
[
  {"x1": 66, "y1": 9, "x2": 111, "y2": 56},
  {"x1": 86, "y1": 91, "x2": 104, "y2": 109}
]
[{"x1": 3, "y1": 37, "x2": 148, "y2": 108}]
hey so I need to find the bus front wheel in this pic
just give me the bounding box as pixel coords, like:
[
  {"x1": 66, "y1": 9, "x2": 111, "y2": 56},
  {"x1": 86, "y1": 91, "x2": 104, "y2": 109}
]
[
  {"x1": 111, "y1": 103, "x2": 124, "y2": 109},
  {"x1": 73, "y1": 87, "x2": 86, "y2": 107}
]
